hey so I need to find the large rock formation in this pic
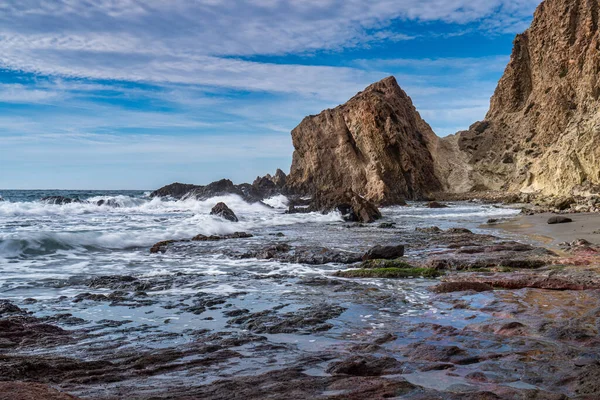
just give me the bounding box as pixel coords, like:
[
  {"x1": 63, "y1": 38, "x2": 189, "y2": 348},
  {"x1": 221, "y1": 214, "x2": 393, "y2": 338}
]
[
  {"x1": 448, "y1": 0, "x2": 600, "y2": 196},
  {"x1": 286, "y1": 76, "x2": 442, "y2": 205}
]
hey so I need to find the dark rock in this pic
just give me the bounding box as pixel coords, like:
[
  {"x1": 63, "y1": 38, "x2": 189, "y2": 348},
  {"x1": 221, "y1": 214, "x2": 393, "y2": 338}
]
[
  {"x1": 150, "y1": 240, "x2": 177, "y2": 254},
  {"x1": 210, "y1": 202, "x2": 238, "y2": 222},
  {"x1": 362, "y1": 245, "x2": 405, "y2": 261},
  {"x1": 151, "y1": 179, "x2": 277, "y2": 203},
  {"x1": 446, "y1": 228, "x2": 473, "y2": 234},
  {"x1": 0, "y1": 382, "x2": 80, "y2": 400},
  {"x1": 41, "y1": 196, "x2": 81, "y2": 205},
  {"x1": 416, "y1": 226, "x2": 442, "y2": 234},
  {"x1": 228, "y1": 303, "x2": 345, "y2": 334},
  {"x1": 431, "y1": 282, "x2": 494, "y2": 293},
  {"x1": 326, "y1": 355, "x2": 404, "y2": 376},
  {"x1": 309, "y1": 189, "x2": 382, "y2": 223},
  {"x1": 378, "y1": 222, "x2": 396, "y2": 229},
  {"x1": 428, "y1": 201, "x2": 449, "y2": 208},
  {"x1": 403, "y1": 343, "x2": 467, "y2": 363},
  {"x1": 96, "y1": 199, "x2": 121, "y2": 207},
  {"x1": 548, "y1": 216, "x2": 573, "y2": 224},
  {"x1": 192, "y1": 232, "x2": 253, "y2": 241},
  {"x1": 0, "y1": 300, "x2": 25, "y2": 316},
  {"x1": 149, "y1": 182, "x2": 199, "y2": 199},
  {"x1": 238, "y1": 244, "x2": 361, "y2": 265}
]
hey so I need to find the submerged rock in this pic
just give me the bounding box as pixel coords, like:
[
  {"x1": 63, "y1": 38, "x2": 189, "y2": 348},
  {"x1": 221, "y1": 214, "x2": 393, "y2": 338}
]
[
  {"x1": 227, "y1": 303, "x2": 345, "y2": 334},
  {"x1": 210, "y1": 202, "x2": 238, "y2": 222}
]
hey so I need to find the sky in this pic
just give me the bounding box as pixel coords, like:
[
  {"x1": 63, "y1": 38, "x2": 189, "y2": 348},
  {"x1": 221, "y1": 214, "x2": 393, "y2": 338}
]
[{"x1": 0, "y1": 0, "x2": 543, "y2": 190}]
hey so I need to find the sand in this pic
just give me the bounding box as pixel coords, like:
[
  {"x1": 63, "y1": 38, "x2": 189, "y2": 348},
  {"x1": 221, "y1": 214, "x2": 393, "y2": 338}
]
[{"x1": 492, "y1": 212, "x2": 600, "y2": 248}]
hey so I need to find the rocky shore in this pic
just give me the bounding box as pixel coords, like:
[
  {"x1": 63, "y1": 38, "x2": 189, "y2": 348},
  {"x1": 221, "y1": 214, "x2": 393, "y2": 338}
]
[{"x1": 3, "y1": 199, "x2": 600, "y2": 399}]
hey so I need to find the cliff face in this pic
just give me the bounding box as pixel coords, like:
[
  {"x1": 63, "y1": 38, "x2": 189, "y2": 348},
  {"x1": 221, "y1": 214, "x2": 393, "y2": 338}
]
[
  {"x1": 286, "y1": 76, "x2": 442, "y2": 205},
  {"x1": 451, "y1": 0, "x2": 600, "y2": 196}
]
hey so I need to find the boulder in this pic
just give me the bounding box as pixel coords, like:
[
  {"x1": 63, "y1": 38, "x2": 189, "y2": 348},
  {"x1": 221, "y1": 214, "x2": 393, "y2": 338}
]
[
  {"x1": 210, "y1": 202, "x2": 238, "y2": 222},
  {"x1": 547, "y1": 216, "x2": 573, "y2": 225},
  {"x1": 286, "y1": 76, "x2": 442, "y2": 204},
  {"x1": 362, "y1": 245, "x2": 405, "y2": 261},
  {"x1": 427, "y1": 201, "x2": 448, "y2": 208}
]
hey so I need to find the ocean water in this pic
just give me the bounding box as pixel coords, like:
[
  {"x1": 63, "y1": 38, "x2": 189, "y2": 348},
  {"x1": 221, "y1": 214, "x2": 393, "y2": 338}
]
[{"x1": 0, "y1": 190, "x2": 522, "y2": 389}]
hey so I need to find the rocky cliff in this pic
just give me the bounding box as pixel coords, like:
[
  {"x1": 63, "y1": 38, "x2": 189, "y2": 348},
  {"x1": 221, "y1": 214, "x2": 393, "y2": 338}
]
[
  {"x1": 449, "y1": 0, "x2": 600, "y2": 196},
  {"x1": 286, "y1": 76, "x2": 442, "y2": 205}
]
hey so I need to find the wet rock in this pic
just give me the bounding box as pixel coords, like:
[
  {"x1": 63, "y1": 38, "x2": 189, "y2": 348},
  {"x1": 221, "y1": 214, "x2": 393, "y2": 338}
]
[
  {"x1": 309, "y1": 189, "x2": 382, "y2": 223},
  {"x1": 373, "y1": 332, "x2": 398, "y2": 345},
  {"x1": 428, "y1": 201, "x2": 449, "y2": 208},
  {"x1": 362, "y1": 245, "x2": 405, "y2": 261},
  {"x1": 41, "y1": 196, "x2": 82, "y2": 205},
  {"x1": 192, "y1": 232, "x2": 252, "y2": 241},
  {"x1": 326, "y1": 355, "x2": 404, "y2": 376},
  {"x1": 431, "y1": 282, "x2": 494, "y2": 293},
  {"x1": 444, "y1": 268, "x2": 600, "y2": 290},
  {"x1": 88, "y1": 275, "x2": 138, "y2": 289},
  {"x1": 73, "y1": 293, "x2": 110, "y2": 302},
  {"x1": 210, "y1": 202, "x2": 238, "y2": 222},
  {"x1": 446, "y1": 227, "x2": 473, "y2": 234},
  {"x1": 378, "y1": 222, "x2": 396, "y2": 229},
  {"x1": 239, "y1": 244, "x2": 361, "y2": 265},
  {"x1": 403, "y1": 343, "x2": 467, "y2": 363},
  {"x1": 0, "y1": 300, "x2": 25, "y2": 316},
  {"x1": 228, "y1": 303, "x2": 345, "y2": 334},
  {"x1": 548, "y1": 216, "x2": 573, "y2": 224},
  {"x1": 0, "y1": 317, "x2": 72, "y2": 349},
  {"x1": 0, "y1": 382, "x2": 80, "y2": 400},
  {"x1": 96, "y1": 199, "x2": 121, "y2": 207},
  {"x1": 416, "y1": 226, "x2": 442, "y2": 234},
  {"x1": 150, "y1": 240, "x2": 177, "y2": 254}
]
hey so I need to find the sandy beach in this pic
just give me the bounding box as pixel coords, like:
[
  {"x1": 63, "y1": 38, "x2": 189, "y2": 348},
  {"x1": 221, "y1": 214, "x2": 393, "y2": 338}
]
[{"x1": 490, "y1": 212, "x2": 600, "y2": 248}]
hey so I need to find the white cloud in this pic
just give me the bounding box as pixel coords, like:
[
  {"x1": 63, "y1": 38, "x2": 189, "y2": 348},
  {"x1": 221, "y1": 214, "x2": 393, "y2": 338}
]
[{"x1": 0, "y1": 0, "x2": 539, "y2": 99}]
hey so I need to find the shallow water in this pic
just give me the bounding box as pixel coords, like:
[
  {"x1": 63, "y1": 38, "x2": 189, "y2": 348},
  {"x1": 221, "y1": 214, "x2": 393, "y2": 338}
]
[{"x1": 0, "y1": 190, "x2": 525, "y2": 394}]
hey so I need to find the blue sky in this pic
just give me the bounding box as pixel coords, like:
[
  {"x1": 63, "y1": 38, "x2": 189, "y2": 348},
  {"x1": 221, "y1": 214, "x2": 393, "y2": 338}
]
[{"x1": 0, "y1": 0, "x2": 542, "y2": 190}]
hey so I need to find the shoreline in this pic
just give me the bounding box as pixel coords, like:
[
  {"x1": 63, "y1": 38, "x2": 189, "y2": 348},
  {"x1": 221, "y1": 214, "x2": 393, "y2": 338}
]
[{"x1": 490, "y1": 212, "x2": 600, "y2": 248}]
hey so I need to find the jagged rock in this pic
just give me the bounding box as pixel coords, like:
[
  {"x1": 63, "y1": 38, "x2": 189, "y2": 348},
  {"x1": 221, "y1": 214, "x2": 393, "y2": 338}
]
[
  {"x1": 548, "y1": 216, "x2": 573, "y2": 224},
  {"x1": 286, "y1": 76, "x2": 441, "y2": 204},
  {"x1": 253, "y1": 169, "x2": 287, "y2": 190},
  {"x1": 210, "y1": 202, "x2": 238, "y2": 222},
  {"x1": 149, "y1": 183, "x2": 198, "y2": 199},
  {"x1": 362, "y1": 245, "x2": 405, "y2": 261},
  {"x1": 444, "y1": 0, "x2": 600, "y2": 197},
  {"x1": 151, "y1": 179, "x2": 271, "y2": 203}
]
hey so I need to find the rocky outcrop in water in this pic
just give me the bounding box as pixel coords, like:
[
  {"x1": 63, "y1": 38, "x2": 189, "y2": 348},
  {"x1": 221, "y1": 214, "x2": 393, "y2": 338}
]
[
  {"x1": 445, "y1": 0, "x2": 600, "y2": 197},
  {"x1": 286, "y1": 76, "x2": 441, "y2": 205},
  {"x1": 151, "y1": 171, "x2": 286, "y2": 204},
  {"x1": 210, "y1": 202, "x2": 238, "y2": 222}
]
